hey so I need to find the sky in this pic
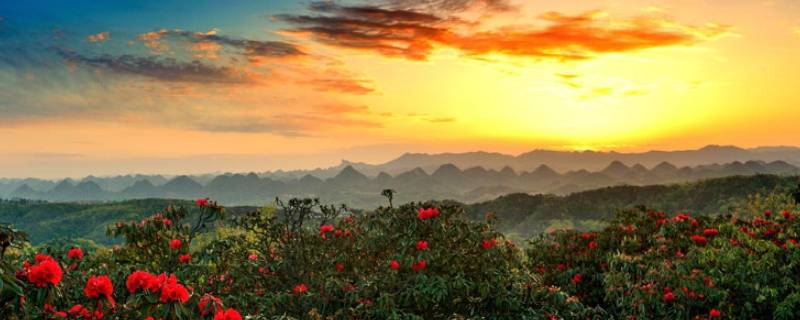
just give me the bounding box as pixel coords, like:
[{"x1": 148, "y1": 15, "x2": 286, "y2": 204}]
[{"x1": 1, "y1": 0, "x2": 800, "y2": 178}]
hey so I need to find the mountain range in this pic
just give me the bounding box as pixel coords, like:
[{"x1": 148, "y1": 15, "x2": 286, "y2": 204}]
[{"x1": 3, "y1": 155, "x2": 799, "y2": 208}]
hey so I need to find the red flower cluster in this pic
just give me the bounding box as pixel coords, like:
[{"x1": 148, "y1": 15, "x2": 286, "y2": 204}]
[
  {"x1": 179, "y1": 253, "x2": 192, "y2": 263},
  {"x1": 709, "y1": 309, "x2": 721, "y2": 318},
  {"x1": 319, "y1": 224, "x2": 334, "y2": 235},
  {"x1": 26, "y1": 255, "x2": 62, "y2": 288},
  {"x1": 196, "y1": 198, "x2": 208, "y2": 207},
  {"x1": 416, "y1": 240, "x2": 429, "y2": 250},
  {"x1": 127, "y1": 271, "x2": 156, "y2": 293},
  {"x1": 214, "y1": 308, "x2": 243, "y2": 320},
  {"x1": 587, "y1": 240, "x2": 598, "y2": 250},
  {"x1": 68, "y1": 304, "x2": 90, "y2": 319},
  {"x1": 293, "y1": 283, "x2": 308, "y2": 295},
  {"x1": 160, "y1": 282, "x2": 190, "y2": 303},
  {"x1": 691, "y1": 235, "x2": 708, "y2": 245},
  {"x1": 126, "y1": 271, "x2": 190, "y2": 303},
  {"x1": 417, "y1": 207, "x2": 440, "y2": 220},
  {"x1": 703, "y1": 228, "x2": 719, "y2": 236},
  {"x1": 571, "y1": 273, "x2": 583, "y2": 284},
  {"x1": 672, "y1": 213, "x2": 691, "y2": 222},
  {"x1": 389, "y1": 260, "x2": 400, "y2": 270},
  {"x1": 411, "y1": 260, "x2": 427, "y2": 271},
  {"x1": 67, "y1": 247, "x2": 84, "y2": 261},
  {"x1": 84, "y1": 275, "x2": 115, "y2": 307},
  {"x1": 169, "y1": 239, "x2": 182, "y2": 250},
  {"x1": 482, "y1": 238, "x2": 497, "y2": 250},
  {"x1": 662, "y1": 287, "x2": 675, "y2": 302}
]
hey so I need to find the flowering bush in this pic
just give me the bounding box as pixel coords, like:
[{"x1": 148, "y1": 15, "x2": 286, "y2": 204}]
[{"x1": 1, "y1": 192, "x2": 800, "y2": 319}]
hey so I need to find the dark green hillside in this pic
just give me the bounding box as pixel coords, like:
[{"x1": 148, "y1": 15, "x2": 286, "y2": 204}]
[
  {"x1": 0, "y1": 199, "x2": 253, "y2": 245},
  {"x1": 466, "y1": 174, "x2": 798, "y2": 236}
]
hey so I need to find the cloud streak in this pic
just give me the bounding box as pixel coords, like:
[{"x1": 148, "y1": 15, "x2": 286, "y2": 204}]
[
  {"x1": 278, "y1": 2, "x2": 730, "y2": 61},
  {"x1": 136, "y1": 28, "x2": 304, "y2": 63},
  {"x1": 57, "y1": 49, "x2": 256, "y2": 84}
]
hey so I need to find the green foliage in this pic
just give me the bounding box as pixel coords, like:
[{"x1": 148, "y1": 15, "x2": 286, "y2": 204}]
[{"x1": 468, "y1": 174, "x2": 797, "y2": 236}]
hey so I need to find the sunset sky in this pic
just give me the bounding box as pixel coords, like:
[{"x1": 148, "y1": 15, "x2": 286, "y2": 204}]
[{"x1": 1, "y1": 0, "x2": 800, "y2": 178}]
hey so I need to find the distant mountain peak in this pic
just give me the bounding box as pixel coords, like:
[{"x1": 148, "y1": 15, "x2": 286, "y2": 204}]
[
  {"x1": 432, "y1": 163, "x2": 461, "y2": 177},
  {"x1": 602, "y1": 160, "x2": 630, "y2": 174},
  {"x1": 652, "y1": 161, "x2": 678, "y2": 173},
  {"x1": 330, "y1": 166, "x2": 369, "y2": 184}
]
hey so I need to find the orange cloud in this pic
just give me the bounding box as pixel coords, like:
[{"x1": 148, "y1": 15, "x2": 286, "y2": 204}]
[
  {"x1": 278, "y1": 3, "x2": 730, "y2": 61},
  {"x1": 138, "y1": 29, "x2": 170, "y2": 53},
  {"x1": 449, "y1": 11, "x2": 730, "y2": 60},
  {"x1": 190, "y1": 41, "x2": 223, "y2": 60},
  {"x1": 86, "y1": 31, "x2": 110, "y2": 43}
]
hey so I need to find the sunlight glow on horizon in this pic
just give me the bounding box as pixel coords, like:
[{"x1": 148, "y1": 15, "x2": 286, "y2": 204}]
[{"x1": 1, "y1": 0, "x2": 799, "y2": 177}]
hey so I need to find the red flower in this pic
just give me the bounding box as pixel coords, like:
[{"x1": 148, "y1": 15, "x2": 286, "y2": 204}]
[
  {"x1": 68, "y1": 304, "x2": 89, "y2": 319},
  {"x1": 765, "y1": 210, "x2": 772, "y2": 218},
  {"x1": 148, "y1": 273, "x2": 178, "y2": 293},
  {"x1": 319, "y1": 224, "x2": 334, "y2": 235},
  {"x1": 389, "y1": 260, "x2": 400, "y2": 270},
  {"x1": 126, "y1": 270, "x2": 156, "y2": 294},
  {"x1": 662, "y1": 291, "x2": 675, "y2": 302},
  {"x1": 691, "y1": 235, "x2": 708, "y2": 245},
  {"x1": 571, "y1": 273, "x2": 583, "y2": 284},
  {"x1": 293, "y1": 283, "x2": 308, "y2": 295},
  {"x1": 84, "y1": 275, "x2": 115, "y2": 307},
  {"x1": 214, "y1": 308, "x2": 243, "y2": 320},
  {"x1": 160, "y1": 282, "x2": 190, "y2": 303},
  {"x1": 417, "y1": 207, "x2": 440, "y2": 220},
  {"x1": 35, "y1": 253, "x2": 53, "y2": 263},
  {"x1": 704, "y1": 228, "x2": 719, "y2": 236},
  {"x1": 248, "y1": 253, "x2": 258, "y2": 261},
  {"x1": 482, "y1": 238, "x2": 497, "y2": 250},
  {"x1": 416, "y1": 240, "x2": 429, "y2": 250},
  {"x1": 67, "y1": 247, "x2": 84, "y2": 261},
  {"x1": 709, "y1": 309, "x2": 721, "y2": 318},
  {"x1": 587, "y1": 240, "x2": 598, "y2": 250},
  {"x1": 196, "y1": 198, "x2": 208, "y2": 207},
  {"x1": 84, "y1": 275, "x2": 113, "y2": 299},
  {"x1": 335, "y1": 263, "x2": 345, "y2": 272},
  {"x1": 27, "y1": 258, "x2": 63, "y2": 288},
  {"x1": 169, "y1": 239, "x2": 182, "y2": 250},
  {"x1": 411, "y1": 260, "x2": 427, "y2": 271},
  {"x1": 179, "y1": 253, "x2": 192, "y2": 263},
  {"x1": 672, "y1": 213, "x2": 690, "y2": 222}
]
